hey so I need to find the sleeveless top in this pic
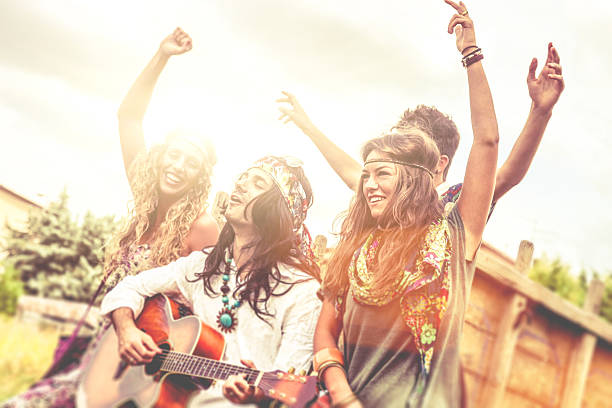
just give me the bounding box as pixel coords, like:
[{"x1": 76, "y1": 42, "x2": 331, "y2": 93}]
[{"x1": 343, "y1": 205, "x2": 475, "y2": 407}]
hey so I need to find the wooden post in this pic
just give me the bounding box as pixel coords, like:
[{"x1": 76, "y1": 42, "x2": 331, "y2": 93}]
[
  {"x1": 560, "y1": 278, "x2": 605, "y2": 408},
  {"x1": 480, "y1": 240, "x2": 534, "y2": 407}
]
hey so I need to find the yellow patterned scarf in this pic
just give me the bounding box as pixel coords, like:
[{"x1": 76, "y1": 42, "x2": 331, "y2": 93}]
[{"x1": 348, "y1": 217, "x2": 452, "y2": 376}]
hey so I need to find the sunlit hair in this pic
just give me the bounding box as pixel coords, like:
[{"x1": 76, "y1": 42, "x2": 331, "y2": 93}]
[
  {"x1": 324, "y1": 128, "x2": 443, "y2": 298},
  {"x1": 393, "y1": 105, "x2": 460, "y2": 180},
  {"x1": 195, "y1": 161, "x2": 320, "y2": 322},
  {"x1": 104, "y1": 135, "x2": 216, "y2": 276}
]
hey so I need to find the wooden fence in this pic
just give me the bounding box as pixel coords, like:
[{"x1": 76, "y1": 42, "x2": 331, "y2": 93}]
[{"x1": 460, "y1": 241, "x2": 610, "y2": 408}]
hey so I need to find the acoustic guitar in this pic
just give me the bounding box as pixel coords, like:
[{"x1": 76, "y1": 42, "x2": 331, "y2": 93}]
[{"x1": 76, "y1": 294, "x2": 318, "y2": 408}]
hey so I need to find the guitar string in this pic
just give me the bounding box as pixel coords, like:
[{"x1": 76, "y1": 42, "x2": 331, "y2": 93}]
[{"x1": 152, "y1": 349, "x2": 261, "y2": 382}]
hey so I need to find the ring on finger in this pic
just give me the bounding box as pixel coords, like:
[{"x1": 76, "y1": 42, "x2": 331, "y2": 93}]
[{"x1": 460, "y1": 10, "x2": 468, "y2": 16}]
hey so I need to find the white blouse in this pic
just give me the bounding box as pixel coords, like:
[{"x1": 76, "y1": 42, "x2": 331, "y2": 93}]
[{"x1": 100, "y1": 250, "x2": 321, "y2": 407}]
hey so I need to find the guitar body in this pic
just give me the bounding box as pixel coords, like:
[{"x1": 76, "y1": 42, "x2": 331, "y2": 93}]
[{"x1": 77, "y1": 295, "x2": 226, "y2": 408}]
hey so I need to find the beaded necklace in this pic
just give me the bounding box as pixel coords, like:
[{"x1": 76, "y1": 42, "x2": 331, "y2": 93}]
[{"x1": 215, "y1": 250, "x2": 243, "y2": 333}]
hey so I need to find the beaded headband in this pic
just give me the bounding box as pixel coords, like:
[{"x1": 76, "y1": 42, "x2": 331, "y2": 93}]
[{"x1": 364, "y1": 158, "x2": 434, "y2": 178}]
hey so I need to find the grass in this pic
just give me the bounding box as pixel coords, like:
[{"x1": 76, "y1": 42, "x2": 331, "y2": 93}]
[{"x1": 0, "y1": 315, "x2": 60, "y2": 401}]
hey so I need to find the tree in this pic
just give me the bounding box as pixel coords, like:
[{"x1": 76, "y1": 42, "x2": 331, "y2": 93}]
[
  {"x1": 529, "y1": 254, "x2": 612, "y2": 323},
  {"x1": 3, "y1": 190, "x2": 117, "y2": 303}
]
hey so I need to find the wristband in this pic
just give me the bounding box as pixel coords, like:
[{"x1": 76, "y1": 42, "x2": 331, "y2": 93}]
[
  {"x1": 313, "y1": 347, "x2": 344, "y2": 371},
  {"x1": 461, "y1": 45, "x2": 478, "y2": 55},
  {"x1": 462, "y1": 48, "x2": 483, "y2": 68}
]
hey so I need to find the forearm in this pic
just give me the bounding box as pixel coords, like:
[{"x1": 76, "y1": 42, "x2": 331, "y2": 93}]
[
  {"x1": 303, "y1": 125, "x2": 361, "y2": 192},
  {"x1": 494, "y1": 105, "x2": 551, "y2": 201},
  {"x1": 313, "y1": 300, "x2": 353, "y2": 401},
  {"x1": 111, "y1": 307, "x2": 137, "y2": 335},
  {"x1": 458, "y1": 59, "x2": 499, "y2": 257},
  {"x1": 118, "y1": 49, "x2": 170, "y2": 121},
  {"x1": 466, "y1": 61, "x2": 499, "y2": 148}
]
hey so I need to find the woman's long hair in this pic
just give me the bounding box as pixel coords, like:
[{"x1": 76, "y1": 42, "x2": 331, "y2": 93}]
[
  {"x1": 324, "y1": 129, "x2": 443, "y2": 298},
  {"x1": 196, "y1": 164, "x2": 320, "y2": 322},
  {"x1": 104, "y1": 138, "x2": 216, "y2": 276}
]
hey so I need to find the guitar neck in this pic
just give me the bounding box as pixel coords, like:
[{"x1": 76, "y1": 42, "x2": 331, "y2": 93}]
[{"x1": 159, "y1": 351, "x2": 262, "y2": 385}]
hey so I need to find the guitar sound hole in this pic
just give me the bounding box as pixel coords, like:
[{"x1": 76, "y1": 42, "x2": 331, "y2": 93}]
[{"x1": 145, "y1": 342, "x2": 170, "y2": 375}]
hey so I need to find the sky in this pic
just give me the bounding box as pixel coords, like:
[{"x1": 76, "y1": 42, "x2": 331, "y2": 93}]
[{"x1": 1, "y1": 0, "x2": 611, "y2": 274}]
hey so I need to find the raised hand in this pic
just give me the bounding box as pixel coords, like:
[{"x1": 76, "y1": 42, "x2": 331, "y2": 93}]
[
  {"x1": 445, "y1": 0, "x2": 476, "y2": 54},
  {"x1": 528, "y1": 43, "x2": 565, "y2": 112},
  {"x1": 159, "y1": 27, "x2": 193, "y2": 57},
  {"x1": 277, "y1": 91, "x2": 316, "y2": 134}
]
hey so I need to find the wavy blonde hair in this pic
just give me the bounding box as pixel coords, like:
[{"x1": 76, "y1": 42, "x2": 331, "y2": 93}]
[
  {"x1": 104, "y1": 136, "x2": 216, "y2": 276},
  {"x1": 324, "y1": 128, "x2": 443, "y2": 298}
]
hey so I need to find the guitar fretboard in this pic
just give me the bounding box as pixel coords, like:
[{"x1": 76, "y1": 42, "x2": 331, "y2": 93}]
[{"x1": 158, "y1": 351, "x2": 261, "y2": 384}]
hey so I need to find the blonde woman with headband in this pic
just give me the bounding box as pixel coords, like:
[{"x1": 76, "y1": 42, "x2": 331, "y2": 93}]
[{"x1": 2, "y1": 28, "x2": 219, "y2": 408}]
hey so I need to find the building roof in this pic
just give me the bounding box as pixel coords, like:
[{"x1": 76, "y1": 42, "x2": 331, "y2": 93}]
[{"x1": 0, "y1": 184, "x2": 43, "y2": 209}]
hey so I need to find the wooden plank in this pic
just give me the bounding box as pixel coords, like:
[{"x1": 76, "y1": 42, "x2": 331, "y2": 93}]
[
  {"x1": 475, "y1": 245, "x2": 612, "y2": 343},
  {"x1": 480, "y1": 241, "x2": 533, "y2": 407},
  {"x1": 582, "y1": 343, "x2": 612, "y2": 408},
  {"x1": 506, "y1": 311, "x2": 577, "y2": 407},
  {"x1": 560, "y1": 279, "x2": 605, "y2": 408}
]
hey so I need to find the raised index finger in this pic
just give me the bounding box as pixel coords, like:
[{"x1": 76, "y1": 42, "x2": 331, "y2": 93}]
[{"x1": 444, "y1": 0, "x2": 463, "y2": 12}]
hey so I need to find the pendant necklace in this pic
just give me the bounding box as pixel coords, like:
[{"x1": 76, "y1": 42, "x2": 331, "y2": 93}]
[{"x1": 216, "y1": 250, "x2": 243, "y2": 333}]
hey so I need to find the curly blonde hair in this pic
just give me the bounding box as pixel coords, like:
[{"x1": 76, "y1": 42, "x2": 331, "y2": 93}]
[{"x1": 104, "y1": 137, "x2": 216, "y2": 277}]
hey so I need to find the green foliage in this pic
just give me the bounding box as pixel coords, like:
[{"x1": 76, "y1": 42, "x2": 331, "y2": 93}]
[
  {"x1": 0, "y1": 261, "x2": 23, "y2": 316},
  {"x1": 599, "y1": 274, "x2": 612, "y2": 324},
  {"x1": 3, "y1": 190, "x2": 117, "y2": 303},
  {"x1": 529, "y1": 254, "x2": 612, "y2": 323},
  {"x1": 529, "y1": 255, "x2": 587, "y2": 307}
]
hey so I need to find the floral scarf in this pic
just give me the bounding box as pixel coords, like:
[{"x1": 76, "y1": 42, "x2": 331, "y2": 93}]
[{"x1": 348, "y1": 218, "x2": 452, "y2": 377}]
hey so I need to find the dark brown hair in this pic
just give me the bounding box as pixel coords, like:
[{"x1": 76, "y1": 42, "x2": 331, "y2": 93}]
[{"x1": 394, "y1": 105, "x2": 460, "y2": 180}]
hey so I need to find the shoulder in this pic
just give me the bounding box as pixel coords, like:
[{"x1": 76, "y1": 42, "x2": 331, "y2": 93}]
[
  {"x1": 278, "y1": 264, "x2": 320, "y2": 292},
  {"x1": 186, "y1": 212, "x2": 220, "y2": 251},
  {"x1": 191, "y1": 212, "x2": 219, "y2": 235},
  {"x1": 174, "y1": 250, "x2": 209, "y2": 281}
]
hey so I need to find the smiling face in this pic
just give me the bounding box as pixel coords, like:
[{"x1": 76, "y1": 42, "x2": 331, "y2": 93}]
[
  {"x1": 361, "y1": 150, "x2": 400, "y2": 222},
  {"x1": 158, "y1": 139, "x2": 205, "y2": 198},
  {"x1": 225, "y1": 168, "x2": 275, "y2": 227}
]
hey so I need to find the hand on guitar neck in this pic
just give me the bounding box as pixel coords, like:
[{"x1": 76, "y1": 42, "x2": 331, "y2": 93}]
[{"x1": 222, "y1": 359, "x2": 267, "y2": 405}]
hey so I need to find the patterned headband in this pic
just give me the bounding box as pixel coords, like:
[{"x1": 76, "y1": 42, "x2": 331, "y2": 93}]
[
  {"x1": 363, "y1": 158, "x2": 434, "y2": 178},
  {"x1": 251, "y1": 156, "x2": 314, "y2": 260},
  {"x1": 251, "y1": 156, "x2": 309, "y2": 231}
]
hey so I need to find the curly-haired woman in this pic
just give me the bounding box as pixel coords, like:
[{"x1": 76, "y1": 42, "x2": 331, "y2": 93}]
[{"x1": 2, "y1": 28, "x2": 219, "y2": 408}]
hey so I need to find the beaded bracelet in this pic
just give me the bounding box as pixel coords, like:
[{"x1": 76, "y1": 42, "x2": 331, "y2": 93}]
[{"x1": 462, "y1": 48, "x2": 483, "y2": 68}]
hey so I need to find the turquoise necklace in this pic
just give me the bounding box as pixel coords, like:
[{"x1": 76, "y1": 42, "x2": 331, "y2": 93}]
[{"x1": 215, "y1": 250, "x2": 243, "y2": 333}]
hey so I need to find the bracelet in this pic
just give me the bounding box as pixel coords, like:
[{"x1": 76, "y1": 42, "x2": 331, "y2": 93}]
[
  {"x1": 332, "y1": 393, "x2": 359, "y2": 408},
  {"x1": 461, "y1": 45, "x2": 478, "y2": 55},
  {"x1": 313, "y1": 347, "x2": 344, "y2": 371},
  {"x1": 462, "y1": 48, "x2": 483, "y2": 68},
  {"x1": 317, "y1": 361, "x2": 346, "y2": 388}
]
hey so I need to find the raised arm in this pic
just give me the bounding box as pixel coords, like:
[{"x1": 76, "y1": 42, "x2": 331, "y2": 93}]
[
  {"x1": 118, "y1": 28, "x2": 193, "y2": 188},
  {"x1": 493, "y1": 43, "x2": 564, "y2": 202},
  {"x1": 445, "y1": 0, "x2": 499, "y2": 260},
  {"x1": 277, "y1": 92, "x2": 362, "y2": 191}
]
